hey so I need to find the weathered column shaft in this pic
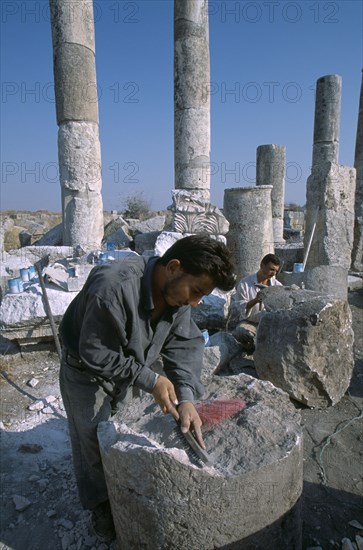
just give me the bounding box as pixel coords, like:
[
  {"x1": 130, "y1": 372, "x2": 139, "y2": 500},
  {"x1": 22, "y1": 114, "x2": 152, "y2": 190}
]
[
  {"x1": 351, "y1": 69, "x2": 363, "y2": 271},
  {"x1": 224, "y1": 186, "x2": 274, "y2": 279},
  {"x1": 312, "y1": 75, "x2": 342, "y2": 168},
  {"x1": 50, "y1": 0, "x2": 103, "y2": 250},
  {"x1": 256, "y1": 144, "x2": 286, "y2": 243},
  {"x1": 174, "y1": 0, "x2": 210, "y2": 201},
  {"x1": 305, "y1": 164, "x2": 356, "y2": 270},
  {"x1": 305, "y1": 74, "x2": 356, "y2": 271}
]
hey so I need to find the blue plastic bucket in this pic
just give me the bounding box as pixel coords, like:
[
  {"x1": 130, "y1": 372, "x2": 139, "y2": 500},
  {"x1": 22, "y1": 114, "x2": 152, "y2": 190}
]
[
  {"x1": 20, "y1": 268, "x2": 30, "y2": 282},
  {"x1": 8, "y1": 278, "x2": 20, "y2": 294},
  {"x1": 293, "y1": 263, "x2": 304, "y2": 273},
  {"x1": 28, "y1": 266, "x2": 37, "y2": 279}
]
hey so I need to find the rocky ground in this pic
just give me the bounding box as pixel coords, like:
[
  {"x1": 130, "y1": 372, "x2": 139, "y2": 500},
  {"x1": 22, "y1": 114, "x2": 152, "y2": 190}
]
[{"x1": 0, "y1": 289, "x2": 362, "y2": 550}]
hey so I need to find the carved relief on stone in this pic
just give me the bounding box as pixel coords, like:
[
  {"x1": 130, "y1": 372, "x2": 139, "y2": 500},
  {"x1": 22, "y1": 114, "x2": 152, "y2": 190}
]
[{"x1": 171, "y1": 190, "x2": 229, "y2": 235}]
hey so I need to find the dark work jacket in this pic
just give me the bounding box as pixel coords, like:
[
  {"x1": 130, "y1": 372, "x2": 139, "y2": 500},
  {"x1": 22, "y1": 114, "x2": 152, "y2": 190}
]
[{"x1": 59, "y1": 255, "x2": 205, "y2": 402}]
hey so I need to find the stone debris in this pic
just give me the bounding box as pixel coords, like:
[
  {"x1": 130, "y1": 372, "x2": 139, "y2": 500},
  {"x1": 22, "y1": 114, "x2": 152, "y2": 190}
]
[
  {"x1": 42, "y1": 406, "x2": 54, "y2": 414},
  {"x1": 191, "y1": 288, "x2": 232, "y2": 330},
  {"x1": 37, "y1": 479, "x2": 48, "y2": 493},
  {"x1": 12, "y1": 495, "x2": 32, "y2": 512},
  {"x1": 341, "y1": 538, "x2": 357, "y2": 550},
  {"x1": 28, "y1": 400, "x2": 45, "y2": 411},
  {"x1": 28, "y1": 475, "x2": 40, "y2": 482},
  {"x1": 202, "y1": 332, "x2": 243, "y2": 377},
  {"x1": 27, "y1": 378, "x2": 39, "y2": 388},
  {"x1": 356, "y1": 535, "x2": 363, "y2": 550},
  {"x1": 349, "y1": 520, "x2": 363, "y2": 530},
  {"x1": 58, "y1": 518, "x2": 74, "y2": 530},
  {"x1": 45, "y1": 395, "x2": 57, "y2": 404}
]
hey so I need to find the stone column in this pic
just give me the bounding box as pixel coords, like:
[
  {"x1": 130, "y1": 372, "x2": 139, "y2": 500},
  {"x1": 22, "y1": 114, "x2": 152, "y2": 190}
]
[
  {"x1": 351, "y1": 69, "x2": 363, "y2": 272},
  {"x1": 312, "y1": 75, "x2": 342, "y2": 168},
  {"x1": 256, "y1": 145, "x2": 286, "y2": 243},
  {"x1": 223, "y1": 186, "x2": 274, "y2": 279},
  {"x1": 174, "y1": 0, "x2": 210, "y2": 202},
  {"x1": 171, "y1": 0, "x2": 229, "y2": 237},
  {"x1": 50, "y1": 0, "x2": 104, "y2": 250},
  {"x1": 305, "y1": 75, "x2": 356, "y2": 271}
]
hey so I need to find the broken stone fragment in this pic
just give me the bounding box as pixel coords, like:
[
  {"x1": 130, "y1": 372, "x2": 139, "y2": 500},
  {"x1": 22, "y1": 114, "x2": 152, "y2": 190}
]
[
  {"x1": 254, "y1": 286, "x2": 354, "y2": 407},
  {"x1": 349, "y1": 520, "x2": 363, "y2": 530},
  {"x1": 98, "y1": 373, "x2": 302, "y2": 549},
  {"x1": 37, "y1": 479, "x2": 48, "y2": 493},
  {"x1": 42, "y1": 407, "x2": 54, "y2": 414},
  {"x1": 12, "y1": 495, "x2": 32, "y2": 512},
  {"x1": 341, "y1": 538, "x2": 356, "y2": 550},
  {"x1": 28, "y1": 401, "x2": 44, "y2": 411},
  {"x1": 45, "y1": 395, "x2": 57, "y2": 404},
  {"x1": 27, "y1": 378, "x2": 39, "y2": 388}
]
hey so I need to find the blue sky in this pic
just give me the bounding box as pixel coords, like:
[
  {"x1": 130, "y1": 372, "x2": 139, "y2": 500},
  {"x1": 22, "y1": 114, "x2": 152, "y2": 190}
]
[{"x1": 1, "y1": 0, "x2": 362, "y2": 212}]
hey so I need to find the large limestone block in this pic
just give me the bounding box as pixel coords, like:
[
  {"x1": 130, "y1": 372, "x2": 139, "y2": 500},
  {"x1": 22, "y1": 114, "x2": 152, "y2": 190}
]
[
  {"x1": 134, "y1": 231, "x2": 161, "y2": 255},
  {"x1": 0, "y1": 283, "x2": 77, "y2": 340},
  {"x1": 98, "y1": 373, "x2": 302, "y2": 550},
  {"x1": 126, "y1": 216, "x2": 166, "y2": 235},
  {"x1": 153, "y1": 231, "x2": 184, "y2": 256},
  {"x1": 254, "y1": 286, "x2": 354, "y2": 407}
]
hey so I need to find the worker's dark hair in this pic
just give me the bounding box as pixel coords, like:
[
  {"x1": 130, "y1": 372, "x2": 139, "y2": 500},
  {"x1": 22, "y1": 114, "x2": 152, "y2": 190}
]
[
  {"x1": 261, "y1": 253, "x2": 281, "y2": 266},
  {"x1": 159, "y1": 234, "x2": 236, "y2": 291}
]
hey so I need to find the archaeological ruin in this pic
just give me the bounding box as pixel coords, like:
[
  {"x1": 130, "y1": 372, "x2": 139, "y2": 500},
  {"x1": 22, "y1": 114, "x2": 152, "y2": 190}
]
[{"x1": 1, "y1": 1, "x2": 362, "y2": 549}]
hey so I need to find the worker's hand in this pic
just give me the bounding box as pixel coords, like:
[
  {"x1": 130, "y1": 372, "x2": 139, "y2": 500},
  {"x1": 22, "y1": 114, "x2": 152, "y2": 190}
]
[
  {"x1": 247, "y1": 292, "x2": 262, "y2": 310},
  {"x1": 152, "y1": 375, "x2": 179, "y2": 418},
  {"x1": 177, "y1": 401, "x2": 206, "y2": 450}
]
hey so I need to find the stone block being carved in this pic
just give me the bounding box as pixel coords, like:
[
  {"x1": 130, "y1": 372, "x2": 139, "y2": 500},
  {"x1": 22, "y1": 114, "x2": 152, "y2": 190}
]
[{"x1": 98, "y1": 373, "x2": 302, "y2": 549}]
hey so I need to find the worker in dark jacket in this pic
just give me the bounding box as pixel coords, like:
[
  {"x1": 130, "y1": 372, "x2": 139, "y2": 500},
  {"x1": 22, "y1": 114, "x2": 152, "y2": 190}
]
[{"x1": 59, "y1": 234, "x2": 236, "y2": 542}]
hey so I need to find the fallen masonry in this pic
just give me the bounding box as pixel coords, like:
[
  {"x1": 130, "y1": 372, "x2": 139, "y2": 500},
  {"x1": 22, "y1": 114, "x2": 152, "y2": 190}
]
[
  {"x1": 98, "y1": 373, "x2": 303, "y2": 550},
  {"x1": 254, "y1": 286, "x2": 355, "y2": 407}
]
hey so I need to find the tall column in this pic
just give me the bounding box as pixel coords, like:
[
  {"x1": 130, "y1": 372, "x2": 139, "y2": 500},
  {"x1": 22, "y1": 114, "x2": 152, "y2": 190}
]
[
  {"x1": 351, "y1": 70, "x2": 363, "y2": 272},
  {"x1": 305, "y1": 75, "x2": 356, "y2": 271},
  {"x1": 256, "y1": 145, "x2": 286, "y2": 243},
  {"x1": 174, "y1": 0, "x2": 210, "y2": 202},
  {"x1": 50, "y1": 0, "x2": 103, "y2": 250},
  {"x1": 224, "y1": 186, "x2": 274, "y2": 279},
  {"x1": 312, "y1": 75, "x2": 342, "y2": 168}
]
